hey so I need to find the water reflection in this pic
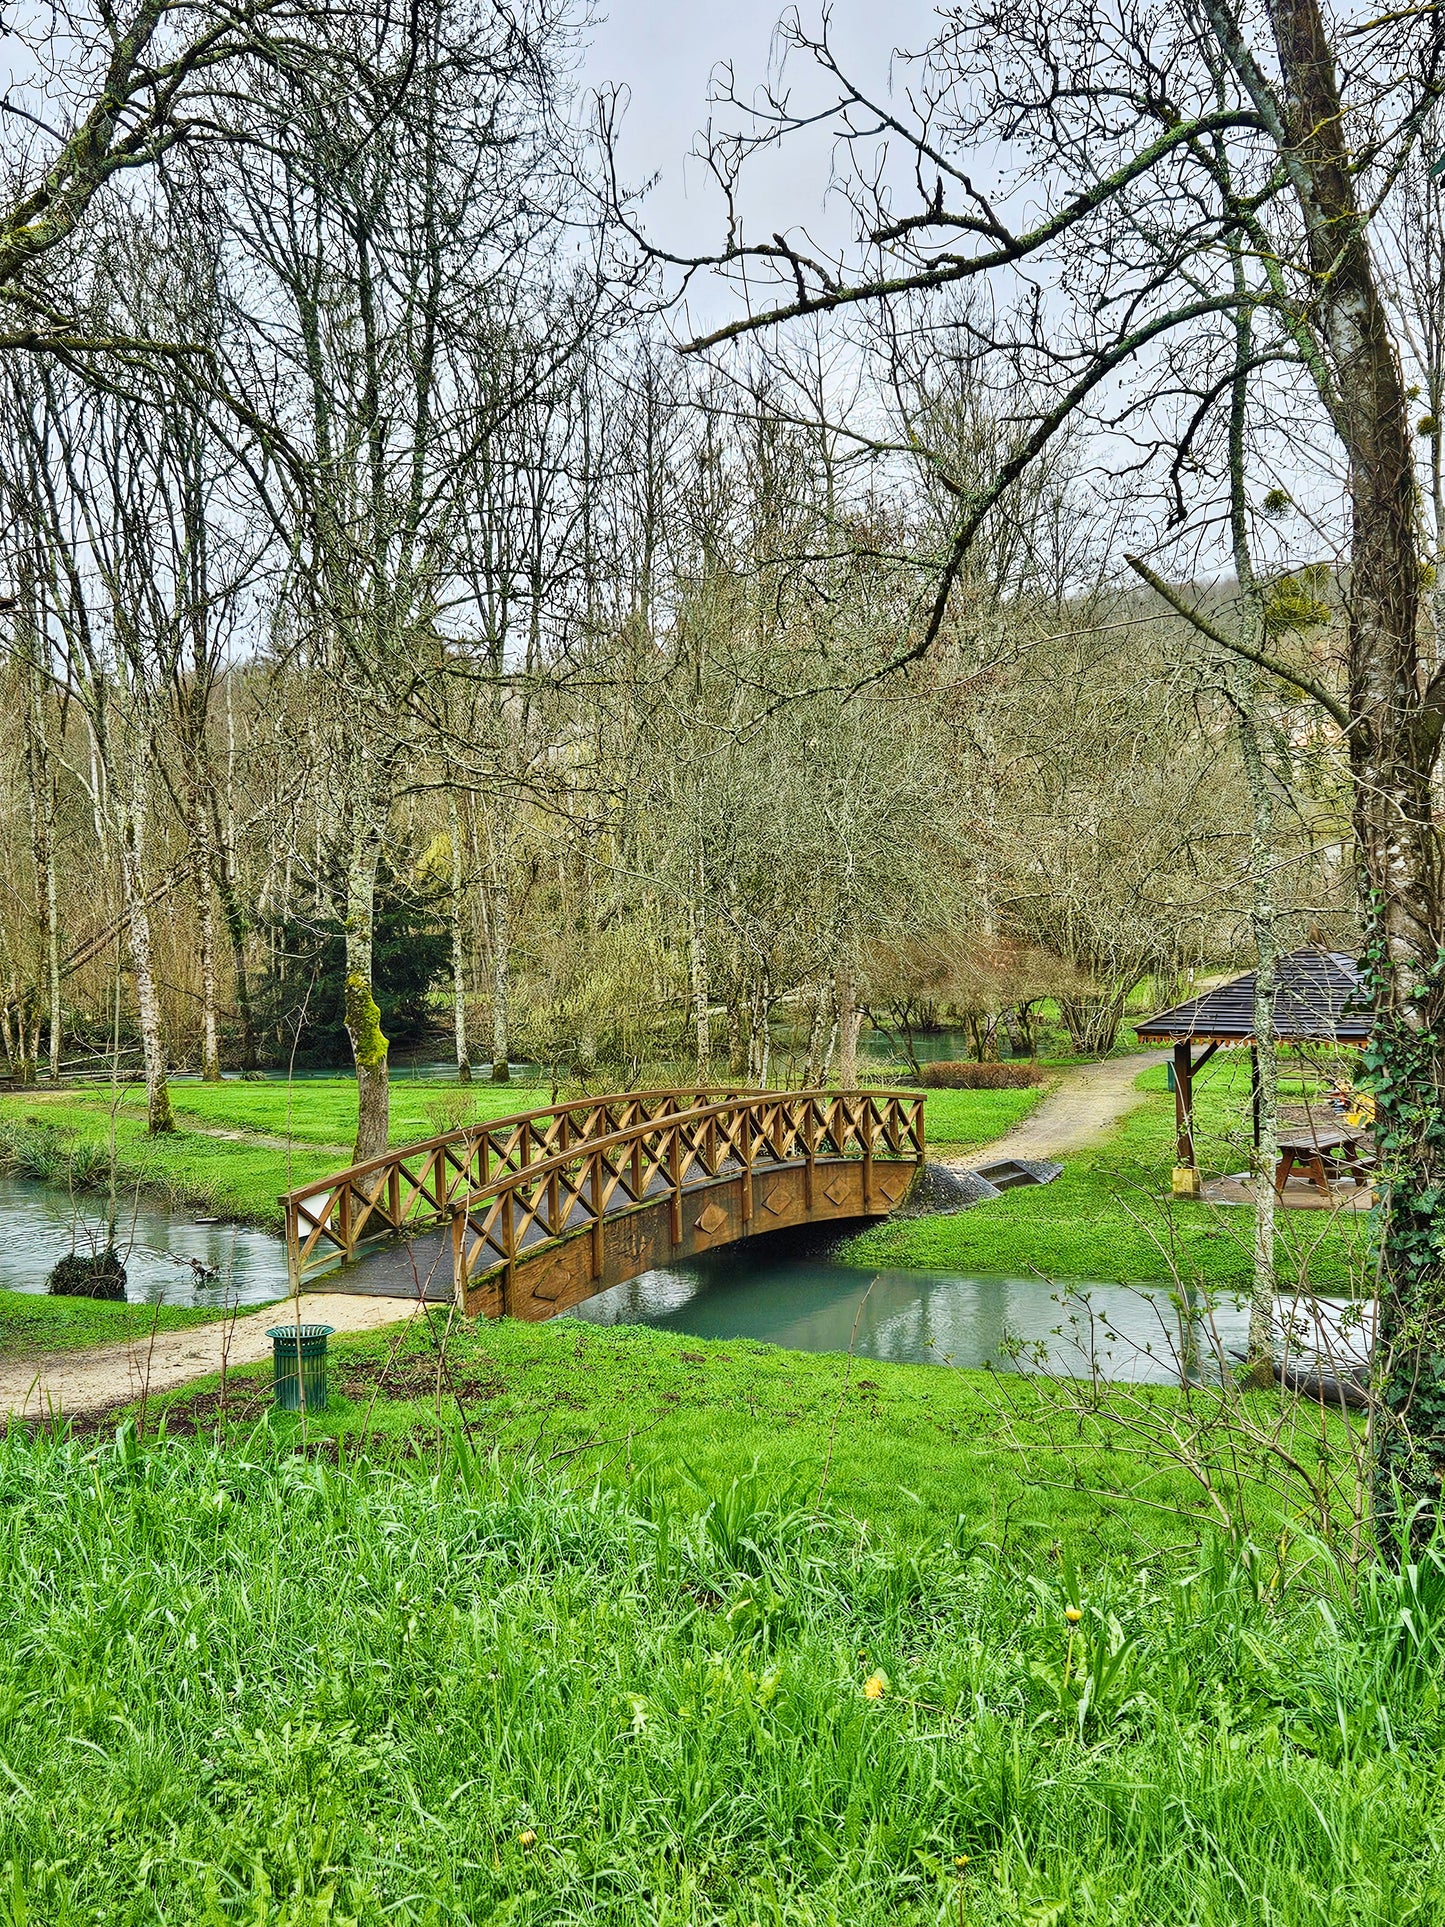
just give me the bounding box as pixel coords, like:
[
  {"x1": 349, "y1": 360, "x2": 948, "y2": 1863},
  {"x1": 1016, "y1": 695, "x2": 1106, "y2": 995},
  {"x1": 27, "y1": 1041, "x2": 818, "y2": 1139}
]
[
  {"x1": 572, "y1": 1252, "x2": 1355, "y2": 1386},
  {"x1": 0, "y1": 1174, "x2": 288, "y2": 1308}
]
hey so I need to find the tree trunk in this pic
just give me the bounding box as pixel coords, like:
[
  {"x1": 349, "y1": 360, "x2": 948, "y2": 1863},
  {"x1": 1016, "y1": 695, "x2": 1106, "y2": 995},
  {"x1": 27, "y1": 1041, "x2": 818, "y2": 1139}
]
[
  {"x1": 212, "y1": 796, "x2": 257, "y2": 1073},
  {"x1": 44, "y1": 836, "x2": 60, "y2": 1083},
  {"x1": 19, "y1": 579, "x2": 60, "y2": 1083},
  {"x1": 1256, "y1": 0, "x2": 1445, "y2": 1548},
  {"x1": 803, "y1": 979, "x2": 832, "y2": 1088},
  {"x1": 835, "y1": 961, "x2": 861, "y2": 1091},
  {"x1": 488, "y1": 831, "x2": 511, "y2": 1084},
  {"x1": 343, "y1": 824, "x2": 388, "y2": 1162},
  {"x1": 118, "y1": 765, "x2": 173, "y2": 1135},
  {"x1": 688, "y1": 887, "x2": 710, "y2": 1082},
  {"x1": 1238, "y1": 709, "x2": 1280, "y2": 1378},
  {"x1": 193, "y1": 794, "x2": 221, "y2": 1082},
  {"x1": 449, "y1": 789, "x2": 471, "y2": 1081}
]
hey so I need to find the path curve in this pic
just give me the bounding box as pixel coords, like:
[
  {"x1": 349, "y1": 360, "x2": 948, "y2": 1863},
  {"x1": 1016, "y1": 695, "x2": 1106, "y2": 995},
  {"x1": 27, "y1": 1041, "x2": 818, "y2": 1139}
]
[
  {"x1": 1, "y1": 1291, "x2": 427, "y2": 1422},
  {"x1": 943, "y1": 1050, "x2": 1169, "y2": 1171}
]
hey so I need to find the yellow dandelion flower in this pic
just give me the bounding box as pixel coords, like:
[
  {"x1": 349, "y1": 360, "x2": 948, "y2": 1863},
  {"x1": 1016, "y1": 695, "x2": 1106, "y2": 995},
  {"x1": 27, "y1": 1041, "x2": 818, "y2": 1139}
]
[
  {"x1": 1065, "y1": 1605, "x2": 1083, "y2": 1623},
  {"x1": 862, "y1": 1670, "x2": 889, "y2": 1699},
  {"x1": 518, "y1": 1829, "x2": 537, "y2": 1847},
  {"x1": 954, "y1": 1856, "x2": 970, "y2": 1870}
]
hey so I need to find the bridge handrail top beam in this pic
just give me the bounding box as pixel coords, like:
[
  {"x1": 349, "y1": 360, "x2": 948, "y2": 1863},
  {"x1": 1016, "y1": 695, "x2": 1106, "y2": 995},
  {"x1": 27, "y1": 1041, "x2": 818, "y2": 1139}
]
[
  {"x1": 279, "y1": 1086, "x2": 765, "y2": 1207},
  {"x1": 282, "y1": 1086, "x2": 923, "y2": 1210},
  {"x1": 445, "y1": 1090, "x2": 926, "y2": 1219}
]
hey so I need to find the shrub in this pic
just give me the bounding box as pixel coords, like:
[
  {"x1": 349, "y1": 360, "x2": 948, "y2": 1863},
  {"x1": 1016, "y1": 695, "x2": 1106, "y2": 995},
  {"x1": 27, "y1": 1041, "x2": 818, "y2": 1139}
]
[
  {"x1": 47, "y1": 1246, "x2": 128, "y2": 1299},
  {"x1": 914, "y1": 1060, "x2": 1045, "y2": 1089}
]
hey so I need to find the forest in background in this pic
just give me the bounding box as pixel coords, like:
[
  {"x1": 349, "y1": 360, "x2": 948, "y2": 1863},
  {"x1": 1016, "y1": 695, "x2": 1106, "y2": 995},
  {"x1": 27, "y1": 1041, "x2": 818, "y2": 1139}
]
[{"x1": 0, "y1": 0, "x2": 1364, "y2": 1139}]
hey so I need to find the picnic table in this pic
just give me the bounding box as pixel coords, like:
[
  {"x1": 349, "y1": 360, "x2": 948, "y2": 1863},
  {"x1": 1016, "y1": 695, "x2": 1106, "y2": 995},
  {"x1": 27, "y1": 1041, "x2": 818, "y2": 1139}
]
[{"x1": 1275, "y1": 1123, "x2": 1372, "y2": 1197}]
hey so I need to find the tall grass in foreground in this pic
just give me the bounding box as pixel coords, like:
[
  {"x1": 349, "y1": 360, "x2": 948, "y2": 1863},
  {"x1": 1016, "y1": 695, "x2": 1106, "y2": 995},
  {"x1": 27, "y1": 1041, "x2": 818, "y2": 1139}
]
[{"x1": 1, "y1": 1429, "x2": 1442, "y2": 1925}]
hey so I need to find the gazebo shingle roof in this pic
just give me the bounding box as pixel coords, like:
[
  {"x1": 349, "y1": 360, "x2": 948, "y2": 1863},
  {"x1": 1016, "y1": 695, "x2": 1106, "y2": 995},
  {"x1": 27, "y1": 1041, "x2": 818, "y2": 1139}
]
[{"x1": 1137, "y1": 947, "x2": 1371, "y2": 1045}]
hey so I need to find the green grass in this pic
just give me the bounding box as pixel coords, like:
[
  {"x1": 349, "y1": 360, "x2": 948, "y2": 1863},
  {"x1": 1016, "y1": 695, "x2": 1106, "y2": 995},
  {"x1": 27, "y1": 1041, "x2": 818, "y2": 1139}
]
[
  {"x1": 0, "y1": 1287, "x2": 221, "y2": 1355},
  {"x1": 130, "y1": 1311, "x2": 1349, "y2": 1559},
  {"x1": 0, "y1": 1425, "x2": 1439, "y2": 1924},
  {"x1": 912, "y1": 1082, "x2": 1042, "y2": 1146},
  {"x1": 851, "y1": 1063, "x2": 1370, "y2": 1292}
]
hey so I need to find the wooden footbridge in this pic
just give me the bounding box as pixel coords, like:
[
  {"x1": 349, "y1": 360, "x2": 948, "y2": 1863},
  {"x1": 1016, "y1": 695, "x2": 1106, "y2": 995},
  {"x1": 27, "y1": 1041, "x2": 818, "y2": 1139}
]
[{"x1": 281, "y1": 1088, "x2": 926, "y2": 1319}]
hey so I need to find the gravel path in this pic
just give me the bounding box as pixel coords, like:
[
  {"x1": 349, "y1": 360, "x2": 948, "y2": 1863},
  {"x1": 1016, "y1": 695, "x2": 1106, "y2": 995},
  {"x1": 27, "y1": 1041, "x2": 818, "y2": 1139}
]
[
  {"x1": 1, "y1": 1290, "x2": 431, "y2": 1422},
  {"x1": 943, "y1": 1050, "x2": 1170, "y2": 1170}
]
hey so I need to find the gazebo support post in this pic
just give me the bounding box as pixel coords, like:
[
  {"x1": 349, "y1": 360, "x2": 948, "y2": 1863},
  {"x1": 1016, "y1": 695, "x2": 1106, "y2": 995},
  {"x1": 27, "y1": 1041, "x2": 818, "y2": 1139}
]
[
  {"x1": 1172, "y1": 1041, "x2": 1199, "y2": 1196},
  {"x1": 1170, "y1": 1040, "x2": 1218, "y2": 1197}
]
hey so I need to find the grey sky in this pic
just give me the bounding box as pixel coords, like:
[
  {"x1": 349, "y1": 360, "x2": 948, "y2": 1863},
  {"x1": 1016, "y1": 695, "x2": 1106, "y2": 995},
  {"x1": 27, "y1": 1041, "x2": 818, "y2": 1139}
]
[{"x1": 581, "y1": 4, "x2": 943, "y2": 278}]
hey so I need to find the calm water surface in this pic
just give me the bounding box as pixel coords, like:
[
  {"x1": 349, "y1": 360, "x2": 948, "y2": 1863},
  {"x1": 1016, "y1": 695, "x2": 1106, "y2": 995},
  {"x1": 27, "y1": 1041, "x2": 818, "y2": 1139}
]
[
  {"x1": 572, "y1": 1248, "x2": 1308, "y2": 1384},
  {"x1": 0, "y1": 1174, "x2": 289, "y2": 1308}
]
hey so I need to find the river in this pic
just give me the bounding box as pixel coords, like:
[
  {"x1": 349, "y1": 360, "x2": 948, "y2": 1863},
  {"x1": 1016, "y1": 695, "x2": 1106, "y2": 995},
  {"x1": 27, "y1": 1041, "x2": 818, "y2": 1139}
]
[{"x1": 0, "y1": 1173, "x2": 289, "y2": 1308}]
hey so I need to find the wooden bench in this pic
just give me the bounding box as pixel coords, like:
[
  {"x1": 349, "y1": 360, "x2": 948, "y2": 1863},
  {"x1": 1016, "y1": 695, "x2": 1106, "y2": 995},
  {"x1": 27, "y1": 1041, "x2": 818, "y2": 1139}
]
[{"x1": 1275, "y1": 1124, "x2": 1371, "y2": 1197}]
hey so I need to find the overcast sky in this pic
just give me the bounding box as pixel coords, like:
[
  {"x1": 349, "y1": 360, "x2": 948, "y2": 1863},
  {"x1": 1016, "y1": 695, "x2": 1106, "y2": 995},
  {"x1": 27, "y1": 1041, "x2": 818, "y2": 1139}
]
[{"x1": 580, "y1": 3, "x2": 944, "y2": 283}]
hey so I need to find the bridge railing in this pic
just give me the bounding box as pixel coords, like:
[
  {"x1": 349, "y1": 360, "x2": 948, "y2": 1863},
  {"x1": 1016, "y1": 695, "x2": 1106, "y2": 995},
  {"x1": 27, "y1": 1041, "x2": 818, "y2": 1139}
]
[
  {"x1": 450, "y1": 1088, "x2": 926, "y2": 1308},
  {"x1": 280, "y1": 1087, "x2": 770, "y2": 1281}
]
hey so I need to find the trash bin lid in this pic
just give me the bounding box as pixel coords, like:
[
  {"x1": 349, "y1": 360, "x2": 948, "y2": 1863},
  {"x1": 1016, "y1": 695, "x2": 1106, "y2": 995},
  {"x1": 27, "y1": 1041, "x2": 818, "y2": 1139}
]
[{"x1": 266, "y1": 1324, "x2": 335, "y2": 1343}]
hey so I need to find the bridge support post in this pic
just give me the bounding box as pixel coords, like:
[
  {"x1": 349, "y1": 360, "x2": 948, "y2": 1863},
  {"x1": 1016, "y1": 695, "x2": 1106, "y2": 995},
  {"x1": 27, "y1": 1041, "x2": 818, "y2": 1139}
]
[
  {"x1": 589, "y1": 1149, "x2": 603, "y2": 1280},
  {"x1": 501, "y1": 1188, "x2": 516, "y2": 1316}
]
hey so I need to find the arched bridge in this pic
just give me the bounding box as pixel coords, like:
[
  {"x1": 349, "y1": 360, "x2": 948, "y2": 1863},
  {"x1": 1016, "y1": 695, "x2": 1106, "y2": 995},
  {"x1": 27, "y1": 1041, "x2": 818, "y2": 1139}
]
[{"x1": 281, "y1": 1088, "x2": 926, "y2": 1320}]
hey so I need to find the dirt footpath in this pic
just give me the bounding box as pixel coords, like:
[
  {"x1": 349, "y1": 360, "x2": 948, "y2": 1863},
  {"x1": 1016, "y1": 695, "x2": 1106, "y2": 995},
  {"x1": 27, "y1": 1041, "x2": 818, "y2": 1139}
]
[
  {"x1": 1, "y1": 1291, "x2": 429, "y2": 1423},
  {"x1": 945, "y1": 1050, "x2": 1170, "y2": 1170}
]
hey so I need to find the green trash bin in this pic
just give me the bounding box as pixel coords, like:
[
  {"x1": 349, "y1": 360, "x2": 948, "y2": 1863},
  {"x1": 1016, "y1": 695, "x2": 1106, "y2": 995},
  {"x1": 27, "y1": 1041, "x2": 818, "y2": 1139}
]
[{"x1": 267, "y1": 1323, "x2": 334, "y2": 1413}]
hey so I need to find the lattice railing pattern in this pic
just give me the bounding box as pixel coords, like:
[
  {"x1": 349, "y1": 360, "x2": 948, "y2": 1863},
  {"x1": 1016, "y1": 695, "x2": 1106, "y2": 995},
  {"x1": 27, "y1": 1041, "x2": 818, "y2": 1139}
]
[
  {"x1": 283, "y1": 1089, "x2": 794, "y2": 1279},
  {"x1": 282, "y1": 1087, "x2": 924, "y2": 1286},
  {"x1": 450, "y1": 1089, "x2": 925, "y2": 1301}
]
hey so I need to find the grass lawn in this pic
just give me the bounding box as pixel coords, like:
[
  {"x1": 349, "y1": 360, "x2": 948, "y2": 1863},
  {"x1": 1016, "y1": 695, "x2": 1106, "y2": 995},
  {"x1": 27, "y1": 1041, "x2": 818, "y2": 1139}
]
[
  {"x1": 126, "y1": 1309, "x2": 1352, "y2": 1560},
  {"x1": 0, "y1": 1287, "x2": 221, "y2": 1356},
  {"x1": 0, "y1": 1416, "x2": 1436, "y2": 1925},
  {"x1": 851, "y1": 1062, "x2": 1371, "y2": 1293}
]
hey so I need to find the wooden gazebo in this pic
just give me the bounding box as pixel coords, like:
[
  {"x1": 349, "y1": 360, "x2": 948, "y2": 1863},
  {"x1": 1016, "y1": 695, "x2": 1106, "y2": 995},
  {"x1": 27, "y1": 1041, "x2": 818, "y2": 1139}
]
[{"x1": 1136, "y1": 949, "x2": 1371, "y2": 1193}]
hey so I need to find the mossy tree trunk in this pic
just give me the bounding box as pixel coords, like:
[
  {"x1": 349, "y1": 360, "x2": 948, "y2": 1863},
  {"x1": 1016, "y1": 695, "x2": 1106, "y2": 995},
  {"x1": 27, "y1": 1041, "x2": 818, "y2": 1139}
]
[
  {"x1": 343, "y1": 823, "x2": 389, "y2": 1162},
  {"x1": 689, "y1": 874, "x2": 710, "y2": 1083},
  {"x1": 448, "y1": 788, "x2": 471, "y2": 1082},
  {"x1": 486, "y1": 816, "x2": 511, "y2": 1083},
  {"x1": 193, "y1": 787, "x2": 222, "y2": 1083},
  {"x1": 834, "y1": 958, "x2": 861, "y2": 1093}
]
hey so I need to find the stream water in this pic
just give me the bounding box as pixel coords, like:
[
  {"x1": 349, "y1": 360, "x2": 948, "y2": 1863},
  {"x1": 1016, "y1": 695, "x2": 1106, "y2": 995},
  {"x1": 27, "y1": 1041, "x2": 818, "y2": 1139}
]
[
  {"x1": 0, "y1": 1170, "x2": 1359, "y2": 1384},
  {"x1": 0, "y1": 1174, "x2": 289, "y2": 1309},
  {"x1": 572, "y1": 1246, "x2": 1312, "y2": 1384}
]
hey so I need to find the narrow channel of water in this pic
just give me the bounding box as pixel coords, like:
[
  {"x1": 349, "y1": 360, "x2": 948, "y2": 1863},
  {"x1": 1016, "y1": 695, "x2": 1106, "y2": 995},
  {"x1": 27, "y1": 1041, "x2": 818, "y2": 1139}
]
[
  {"x1": 570, "y1": 1246, "x2": 1353, "y2": 1384},
  {"x1": 0, "y1": 1169, "x2": 1362, "y2": 1384},
  {"x1": 0, "y1": 1174, "x2": 289, "y2": 1309}
]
